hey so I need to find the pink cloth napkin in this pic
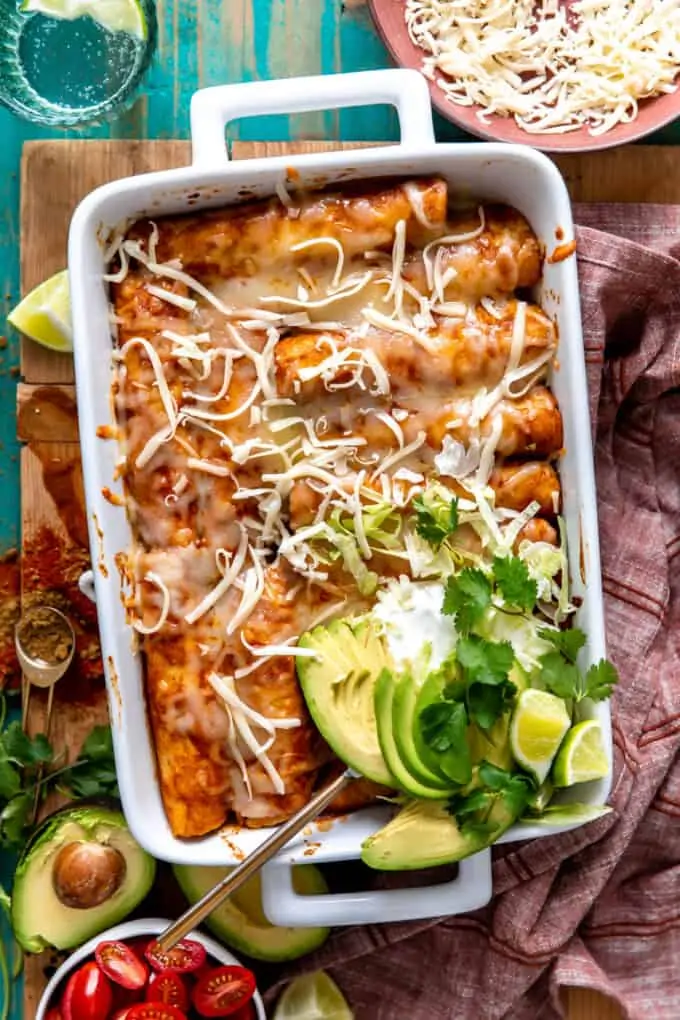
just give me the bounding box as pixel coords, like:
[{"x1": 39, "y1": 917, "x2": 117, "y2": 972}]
[{"x1": 262, "y1": 206, "x2": 680, "y2": 1019}]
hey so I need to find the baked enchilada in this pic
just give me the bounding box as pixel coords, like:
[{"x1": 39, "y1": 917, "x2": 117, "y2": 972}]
[{"x1": 105, "y1": 178, "x2": 567, "y2": 839}]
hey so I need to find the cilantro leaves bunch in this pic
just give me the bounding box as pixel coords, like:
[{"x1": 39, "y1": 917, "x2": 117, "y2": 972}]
[
  {"x1": 448, "y1": 762, "x2": 533, "y2": 838},
  {"x1": 538, "y1": 629, "x2": 619, "y2": 703},
  {"x1": 442, "y1": 555, "x2": 538, "y2": 633},
  {"x1": 0, "y1": 702, "x2": 118, "y2": 852},
  {"x1": 412, "y1": 490, "x2": 459, "y2": 549}
]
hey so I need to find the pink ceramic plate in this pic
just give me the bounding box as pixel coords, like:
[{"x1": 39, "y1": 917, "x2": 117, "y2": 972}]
[{"x1": 368, "y1": 0, "x2": 680, "y2": 152}]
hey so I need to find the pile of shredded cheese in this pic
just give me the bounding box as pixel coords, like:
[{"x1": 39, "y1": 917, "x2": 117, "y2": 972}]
[{"x1": 405, "y1": 0, "x2": 680, "y2": 135}]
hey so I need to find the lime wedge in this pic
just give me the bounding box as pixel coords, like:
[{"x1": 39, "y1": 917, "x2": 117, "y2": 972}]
[
  {"x1": 20, "y1": 0, "x2": 147, "y2": 39},
  {"x1": 273, "y1": 971, "x2": 354, "y2": 1020},
  {"x1": 520, "y1": 803, "x2": 612, "y2": 826},
  {"x1": 8, "y1": 270, "x2": 73, "y2": 353},
  {"x1": 510, "y1": 688, "x2": 571, "y2": 784},
  {"x1": 552, "y1": 719, "x2": 609, "y2": 787}
]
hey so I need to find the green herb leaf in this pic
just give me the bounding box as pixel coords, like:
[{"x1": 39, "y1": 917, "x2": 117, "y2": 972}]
[
  {"x1": 413, "y1": 493, "x2": 459, "y2": 549},
  {"x1": 0, "y1": 794, "x2": 33, "y2": 848},
  {"x1": 79, "y1": 725, "x2": 114, "y2": 762},
  {"x1": 468, "y1": 679, "x2": 517, "y2": 731},
  {"x1": 419, "y1": 701, "x2": 468, "y2": 754},
  {"x1": 0, "y1": 761, "x2": 20, "y2": 801},
  {"x1": 493, "y1": 555, "x2": 538, "y2": 611},
  {"x1": 2, "y1": 723, "x2": 53, "y2": 766},
  {"x1": 583, "y1": 660, "x2": 619, "y2": 702},
  {"x1": 456, "y1": 634, "x2": 514, "y2": 686},
  {"x1": 443, "y1": 569, "x2": 492, "y2": 633},
  {"x1": 538, "y1": 627, "x2": 587, "y2": 663},
  {"x1": 538, "y1": 650, "x2": 582, "y2": 700}
]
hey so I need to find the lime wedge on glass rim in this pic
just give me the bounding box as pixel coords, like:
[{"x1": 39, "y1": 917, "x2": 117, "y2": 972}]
[
  {"x1": 552, "y1": 719, "x2": 609, "y2": 787},
  {"x1": 273, "y1": 971, "x2": 354, "y2": 1020},
  {"x1": 20, "y1": 0, "x2": 147, "y2": 39},
  {"x1": 509, "y1": 688, "x2": 571, "y2": 785},
  {"x1": 8, "y1": 270, "x2": 73, "y2": 353}
]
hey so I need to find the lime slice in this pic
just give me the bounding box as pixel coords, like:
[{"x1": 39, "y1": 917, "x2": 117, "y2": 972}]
[
  {"x1": 21, "y1": 0, "x2": 147, "y2": 39},
  {"x1": 520, "y1": 803, "x2": 612, "y2": 826},
  {"x1": 552, "y1": 719, "x2": 609, "y2": 787},
  {"x1": 8, "y1": 270, "x2": 73, "y2": 353},
  {"x1": 273, "y1": 971, "x2": 354, "y2": 1020},
  {"x1": 510, "y1": 688, "x2": 571, "y2": 784}
]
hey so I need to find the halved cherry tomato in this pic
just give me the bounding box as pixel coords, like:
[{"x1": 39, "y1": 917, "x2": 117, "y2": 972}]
[
  {"x1": 45, "y1": 1009, "x2": 63, "y2": 1020},
  {"x1": 62, "y1": 961, "x2": 113, "y2": 1020},
  {"x1": 145, "y1": 938, "x2": 206, "y2": 974},
  {"x1": 96, "y1": 940, "x2": 149, "y2": 990},
  {"x1": 230, "y1": 1005, "x2": 257, "y2": 1020},
  {"x1": 127, "y1": 1004, "x2": 188, "y2": 1020},
  {"x1": 112, "y1": 1010, "x2": 135, "y2": 1020},
  {"x1": 146, "y1": 971, "x2": 190, "y2": 1010},
  {"x1": 192, "y1": 966, "x2": 256, "y2": 1018}
]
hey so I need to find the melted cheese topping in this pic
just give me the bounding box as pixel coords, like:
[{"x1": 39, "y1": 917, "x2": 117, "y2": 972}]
[
  {"x1": 406, "y1": 0, "x2": 680, "y2": 136},
  {"x1": 109, "y1": 178, "x2": 561, "y2": 816}
]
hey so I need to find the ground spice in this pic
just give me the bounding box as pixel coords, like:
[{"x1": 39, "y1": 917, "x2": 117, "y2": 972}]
[{"x1": 16, "y1": 606, "x2": 73, "y2": 665}]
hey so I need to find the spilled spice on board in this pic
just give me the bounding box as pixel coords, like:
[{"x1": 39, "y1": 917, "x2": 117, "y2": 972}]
[{"x1": 0, "y1": 550, "x2": 21, "y2": 690}]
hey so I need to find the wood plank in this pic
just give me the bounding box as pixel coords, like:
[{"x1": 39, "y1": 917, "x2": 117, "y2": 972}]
[
  {"x1": 20, "y1": 140, "x2": 190, "y2": 385},
  {"x1": 566, "y1": 988, "x2": 623, "y2": 1020},
  {"x1": 16, "y1": 384, "x2": 78, "y2": 443}
]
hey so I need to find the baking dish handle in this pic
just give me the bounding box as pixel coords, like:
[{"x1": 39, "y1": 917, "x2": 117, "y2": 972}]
[
  {"x1": 190, "y1": 69, "x2": 435, "y2": 167},
  {"x1": 260, "y1": 849, "x2": 492, "y2": 927}
]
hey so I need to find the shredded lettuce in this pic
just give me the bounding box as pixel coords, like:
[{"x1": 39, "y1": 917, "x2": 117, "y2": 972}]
[
  {"x1": 476, "y1": 606, "x2": 553, "y2": 673},
  {"x1": 325, "y1": 529, "x2": 379, "y2": 595},
  {"x1": 327, "y1": 502, "x2": 403, "y2": 551}
]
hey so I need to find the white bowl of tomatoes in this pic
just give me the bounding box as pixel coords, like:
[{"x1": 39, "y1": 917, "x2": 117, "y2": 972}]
[{"x1": 36, "y1": 918, "x2": 266, "y2": 1020}]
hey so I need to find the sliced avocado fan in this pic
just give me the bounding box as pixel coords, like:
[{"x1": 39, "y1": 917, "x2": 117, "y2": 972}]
[
  {"x1": 297, "y1": 618, "x2": 395, "y2": 786},
  {"x1": 12, "y1": 805, "x2": 155, "y2": 952}
]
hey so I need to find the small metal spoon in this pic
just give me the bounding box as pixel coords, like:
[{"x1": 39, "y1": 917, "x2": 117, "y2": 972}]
[
  {"x1": 155, "y1": 768, "x2": 357, "y2": 953},
  {"x1": 15, "y1": 606, "x2": 76, "y2": 823}
]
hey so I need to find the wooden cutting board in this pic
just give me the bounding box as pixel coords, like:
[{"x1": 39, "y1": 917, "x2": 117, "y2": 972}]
[{"x1": 20, "y1": 137, "x2": 672, "y2": 1019}]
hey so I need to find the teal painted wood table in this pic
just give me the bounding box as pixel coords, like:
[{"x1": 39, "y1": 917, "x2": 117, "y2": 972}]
[{"x1": 1, "y1": 2, "x2": 677, "y2": 1017}]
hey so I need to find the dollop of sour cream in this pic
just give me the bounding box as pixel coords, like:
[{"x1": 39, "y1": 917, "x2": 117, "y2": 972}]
[{"x1": 371, "y1": 577, "x2": 457, "y2": 674}]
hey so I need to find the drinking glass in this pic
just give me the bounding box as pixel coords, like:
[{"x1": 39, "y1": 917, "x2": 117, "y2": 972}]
[{"x1": 0, "y1": 0, "x2": 157, "y2": 127}]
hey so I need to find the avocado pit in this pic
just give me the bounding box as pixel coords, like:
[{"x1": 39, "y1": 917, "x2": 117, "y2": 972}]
[{"x1": 52, "y1": 841, "x2": 127, "y2": 909}]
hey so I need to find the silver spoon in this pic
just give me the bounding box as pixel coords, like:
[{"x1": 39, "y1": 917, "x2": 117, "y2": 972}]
[
  {"x1": 155, "y1": 768, "x2": 357, "y2": 953},
  {"x1": 15, "y1": 605, "x2": 76, "y2": 822}
]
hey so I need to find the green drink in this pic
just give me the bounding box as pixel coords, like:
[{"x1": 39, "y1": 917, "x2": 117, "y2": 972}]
[{"x1": 0, "y1": 0, "x2": 156, "y2": 126}]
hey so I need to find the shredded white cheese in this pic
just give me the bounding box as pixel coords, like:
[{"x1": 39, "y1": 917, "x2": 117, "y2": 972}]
[{"x1": 406, "y1": 0, "x2": 680, "y2": 137}]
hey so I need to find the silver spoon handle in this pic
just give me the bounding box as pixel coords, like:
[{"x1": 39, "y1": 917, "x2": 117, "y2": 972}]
[{"x1": 155, "y1": 769, "x2": 354, "y2": 953}]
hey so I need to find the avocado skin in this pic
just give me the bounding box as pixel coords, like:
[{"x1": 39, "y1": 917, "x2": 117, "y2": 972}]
[
  {"x1": 297, "y1": 618, "x2": 395, "y2": 786},
  {"x1": 11, "y1": 805, "x2": 156, "y2": 952},
  {"x1": 173, "y1": 863, "x2": 329, "y2": 962},
  {"x1": 361, "y1": 794, "x2": 519, "y2": 871}
]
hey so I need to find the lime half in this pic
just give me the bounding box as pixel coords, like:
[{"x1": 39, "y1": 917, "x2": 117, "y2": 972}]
[
  {"x1": 274, "y1": 972, "x2": 354, "y2": 1020},
  {"x1": 552, "y1": 719, "x2": 609, "y2": 787},
  {"x1": 21, "y1": 0, "x2": 147, "y2": 38},
  {"x1": 8, "y1": 270, "x2": 73, "y2": 353},
  {"x1": 510, "y1": 688, "x2": 571, "y2": 784}
]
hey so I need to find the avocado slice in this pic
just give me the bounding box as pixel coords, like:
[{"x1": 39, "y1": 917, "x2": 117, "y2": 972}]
[
  {"x1": 412, "y1": 670, "x2": 472, "y2": 784},
  {"x1": 392, "y1": 673, "x2": 455, "y2": 790},
  {"x1": 361, "y1": 793, "x2": 519, "y2": 871},
  {"x1": 297, "y1": 618, "x2": 395, "y2": 786},
  {"x1": 173, "y1": 863, "x2": 329, "y2": 962},
  {"x1": 11, "y1": 805, "x2": 156, "y2": 952},
  {"x1": 374, "y1": 669, "x2": 451, "y2": 800}
]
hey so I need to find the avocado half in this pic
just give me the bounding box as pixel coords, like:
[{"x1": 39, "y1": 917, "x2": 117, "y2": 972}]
[
  {"x1": 173, "y1": 863, "x2": 329, "y2": 962},
  {"x1": 12, "y1": 805, "x2": 156, "y2": 952}
]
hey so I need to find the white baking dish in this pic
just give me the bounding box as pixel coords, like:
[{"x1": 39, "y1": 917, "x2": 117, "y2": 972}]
[{"x1": 68, "y1": 69, "x2": 610, "y2": 929}]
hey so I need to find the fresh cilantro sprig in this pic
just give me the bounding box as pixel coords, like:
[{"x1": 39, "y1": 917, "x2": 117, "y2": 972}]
[
  {"x1": 443, "y1": 569, "x2": 491, "y2": 634},
  {"x1": 492, "y1": 555, "x2": 538, "y2": 611},
  {"x1": 538, "y1": 628, "x2": 619, "y2": 703},
  {"x1": 419, "y1": 700, "x2": 471, "y2": 784},
  {"x1": 413, "y1": 493, "x2": 459, "y2": 550},
  {"x1": 442, "y1": 556, "x2": 538, "y2": 636},
  {"x1": 448, "y1": 762, "x2": 533, "y2": 838},
  {"x1": 0, "y1": 704, "x2": 119, "y2": 852}
]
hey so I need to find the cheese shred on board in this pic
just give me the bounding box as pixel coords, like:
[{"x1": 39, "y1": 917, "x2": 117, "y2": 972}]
[{"x1": 405, "y1": 0, "x2": 680, "y2": 135}]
